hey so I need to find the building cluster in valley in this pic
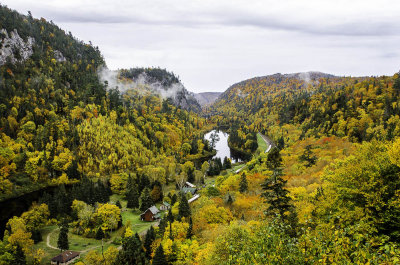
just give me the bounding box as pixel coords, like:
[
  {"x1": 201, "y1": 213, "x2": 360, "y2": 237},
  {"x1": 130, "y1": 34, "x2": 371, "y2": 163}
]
[{"x1": 140, "y1": 181, "x2": 200, "y2": 221}]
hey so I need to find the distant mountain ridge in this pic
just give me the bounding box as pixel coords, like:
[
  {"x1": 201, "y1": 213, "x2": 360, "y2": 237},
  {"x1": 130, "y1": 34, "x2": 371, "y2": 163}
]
[
  {"x1": 194, "y1": 92, "x2": 222, "y2": 107},
  {"x1": 117, "y1": 67, "x2": 202, "y2": 113}
]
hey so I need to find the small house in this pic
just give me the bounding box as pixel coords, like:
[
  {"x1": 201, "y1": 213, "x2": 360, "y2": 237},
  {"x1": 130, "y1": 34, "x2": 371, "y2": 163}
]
[
  {"x1": 184, "y1": 181, "x2": 196, "y2": 188},
  {"x1": 188, "y1": 194, "x2": 200, "y2": 204},
  {"x1": 160, "y1": 201, "x2": 171, "y2": 211},
  {"x1": 51, "y1": 251, "x2": 80, "y2": 265},
  {"x1": 140, "y1": 206, "x2": 161, "y2": 222}
]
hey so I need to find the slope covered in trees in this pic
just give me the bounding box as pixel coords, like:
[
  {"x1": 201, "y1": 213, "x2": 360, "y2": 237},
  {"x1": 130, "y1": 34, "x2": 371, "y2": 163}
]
[
  {"x1": 0, "y1": 4, "x2": 209, "y2": 201},
  {"x1": 210, "y1": 71, "x2": 400, "y2": 148},
  {"x1": 2, "y1": 3, "x2": 400, "y2": 265}
]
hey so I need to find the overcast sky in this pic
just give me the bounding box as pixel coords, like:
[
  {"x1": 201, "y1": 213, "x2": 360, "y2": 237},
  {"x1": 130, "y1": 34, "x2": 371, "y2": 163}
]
[{"x1": 3, "y1": 0, "x2": 400, "y2": 92}]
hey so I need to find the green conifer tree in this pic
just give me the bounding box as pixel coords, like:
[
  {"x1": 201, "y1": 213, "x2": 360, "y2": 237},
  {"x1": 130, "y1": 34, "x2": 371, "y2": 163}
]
[
  {"x1": 139, "y1": 187, "x2": 154, "y2": 212},
  {"x1": 178, "y1": 192, "x2": 191, "y2": 218},
  {"x1": 57, "y1": 222, "x2": 69, "y2": 251},
  {"x1": 239, "y1": 173, "x2": 248, "y2": 193},
  {"x1": 152, "y1": 244, "x2": 168, "y2": 265},
  {"x1": 144, "y1": 226, "x2": 155, "y2": 258},
  {"x1": 127, "y1": 184, "x2": 139, "y2": 209},
  {"x1": 114, "y1": 234, "x2": 148, "y2": 265},
  {"x1": 186, "y1": 217, "x2": 193, "y2": 239},
  {"x1": 261, "y1": 168, "x2": 294, "y2": 222},
  {"x1": 96, "y1": 227, "x2": 104, "y2": 240}
]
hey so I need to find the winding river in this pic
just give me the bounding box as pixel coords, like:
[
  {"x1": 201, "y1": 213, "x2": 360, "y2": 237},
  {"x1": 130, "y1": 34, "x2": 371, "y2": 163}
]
[{"x1": 204, "y1": 130, "x2": 246, "y2": 163}]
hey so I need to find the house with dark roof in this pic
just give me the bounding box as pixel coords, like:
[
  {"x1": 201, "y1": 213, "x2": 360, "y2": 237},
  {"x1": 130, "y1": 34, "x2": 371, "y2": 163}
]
[
  {"x1": 140, "y1": 205, "x2": 161, "y2": 222},
  {"x1": 160, "y1": 201, "x2": 171, "y2": 211},
  {"x1": 51, "y1": 251, "x2": 80, "y2": 265},
  {"x1": 184, "y1": 181, "x2": 196, "y2": 188}
]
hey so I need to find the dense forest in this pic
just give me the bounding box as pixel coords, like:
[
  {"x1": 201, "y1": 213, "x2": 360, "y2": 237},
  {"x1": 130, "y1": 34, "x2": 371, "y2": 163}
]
[{"x1": 1, "y1": 3, "x2": 400, "y2": 265}]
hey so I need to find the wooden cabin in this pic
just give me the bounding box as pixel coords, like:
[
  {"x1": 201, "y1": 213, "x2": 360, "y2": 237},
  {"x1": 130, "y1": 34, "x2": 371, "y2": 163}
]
[
  {"x1": 140, "y1": 206, "x2": 161, "y2": 222},
  {"x1": 51, "y1": 251, "x2": 80, "y2": 265}
]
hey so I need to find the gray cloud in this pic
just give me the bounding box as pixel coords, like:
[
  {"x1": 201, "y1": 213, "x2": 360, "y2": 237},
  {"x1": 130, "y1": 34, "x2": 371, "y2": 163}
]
[
  {"x1": 30, "y1": 7, "x2": 400, "y2": 37},
  {"x1": 3, "y1": 0, "x2": 400, "y2": 92}
]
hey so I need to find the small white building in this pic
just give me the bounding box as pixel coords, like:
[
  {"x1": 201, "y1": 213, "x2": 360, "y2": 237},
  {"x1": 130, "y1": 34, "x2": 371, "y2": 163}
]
[
  {"x1": 188, "y1": 194, "x2": 200, "y2": 204},
  {"x1": 160, "y1": 201, "x2": 171, "y2": 211},
  {"x1": 184, "y1": 181, "x2": 196, "y2": 188}
]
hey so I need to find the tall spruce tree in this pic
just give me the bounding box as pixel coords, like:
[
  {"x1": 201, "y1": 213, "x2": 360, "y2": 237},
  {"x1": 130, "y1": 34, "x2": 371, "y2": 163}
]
[
  {"x1": 239, "y1": 173, "x2": 248, "y2": 193},
  {"x1": 171, "y1": 194, "x2": 178, "y2": 205},
  {"x1": 186, "y1": 217, "x2": 193, "y2": 239},
  {"x1": 95, "y1": 227, "x2": 104, "y2": 240},
  {"x1": 144, "y1": 226, "x2": 156, "y2": 258},
  {"x1": 57, "y1": 221, "x2": 69, "y2": 251},
  {"x1": 127, "y1": 184, "x2": 139, "y2": 209},
  {"x1": 226, "y1": 193, "x2": 233, "y2": 205},
  {"x1": 139, "y1": 187, "x2": 154, "y2": 212},
  {"x1": 152, "y1": 244, "x2": 168, "y2": 265},
  {"x1": 261, "y1": 168, "x2": 293, "y2": 221},
  {"x1": 299, "y1": 145, "x2": 317, "y2": 167},
  {"x1": 266, "y1": 147, "x2": 283, "y2": 170},
  {"x1": 158, "y1": 217, "x2": 167, "y2": 237},
  {"x1": 187, "y1": 168, "x2": 195, "y2": 183},
  {"x1": 114, "y1": 234, "x2": 148, "y2": 265},
  {"x1": 223, "y1": 156, "x2": 232, "y2": 169},
  {"x1": 178, "y1": 192, "x2": 191, "y2": 218}
]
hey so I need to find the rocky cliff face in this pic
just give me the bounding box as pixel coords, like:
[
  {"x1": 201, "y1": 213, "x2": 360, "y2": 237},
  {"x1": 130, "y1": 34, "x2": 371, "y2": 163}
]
[{"x1": 0, "y1": 29, "x2": 34, "y2": 65}]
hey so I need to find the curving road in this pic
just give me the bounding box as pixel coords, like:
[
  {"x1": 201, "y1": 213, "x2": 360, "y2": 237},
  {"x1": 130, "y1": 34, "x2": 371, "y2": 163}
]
[{"x1": 258, "y1": 133, "x2": 276, "y2": 153}]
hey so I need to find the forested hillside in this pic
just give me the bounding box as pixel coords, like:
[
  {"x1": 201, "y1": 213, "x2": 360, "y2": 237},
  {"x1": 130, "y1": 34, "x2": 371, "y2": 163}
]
[
  {"x1": 2, "y1": 3, "x2": 400, "y2": 265},
  {"x1": 210, "y1": 72, "x2": 400, "y2": 148},
  {"x1": 0, "y1": 4, "x2": 208, "y2": 200}
]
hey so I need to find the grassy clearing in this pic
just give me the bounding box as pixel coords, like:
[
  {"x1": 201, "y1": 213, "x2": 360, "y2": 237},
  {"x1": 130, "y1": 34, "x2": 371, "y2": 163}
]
[
  {"x1": 34, "y1": 195, "x2": 166, "y2": 263},
  {"x1": 32, "y1": 226, "x2": 60, "y2": 264},
  {"x1": 257, "y1": 133, "x2": 268, "y2": 153}
]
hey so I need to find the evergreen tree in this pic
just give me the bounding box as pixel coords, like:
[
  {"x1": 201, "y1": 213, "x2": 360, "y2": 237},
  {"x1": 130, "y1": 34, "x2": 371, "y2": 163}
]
[
  {"x1": 186, "y1": 217, "x2": 193, "y2": 239},
  {"x1": 126, "y1": 174, "x2": 134, "y2": 192},
  {"x1": 95, "y1": 227, "x2": 104, "y2": 240},
  {"x1": 10, "y1": 244, "x2": 26, "y2": 265},
  {"x1": 178, "y1": 192, "x2": 191, "y2": 218},
  {"x1": 261, "y1": 168, "x2": 294, "y2": 223},
  {"x1": 266, "y1": 147, "x2": 283, "y2": 170},
  {"x1": 54, "y1": 184, "x2": 70, "y2": 216},
  {"x1": 226, "y1": 193, "x2": 233, "y2": 205},
  {"x1": 57, "y1": 221, "x2": 69, "y2": 251},
  {"x1": 116, "y1": 200, "x2": 122, "y2": 209},
  {"x1": 139, "y1": 188, "x2": 154, "y2": 212},
  {"x1": 299, "y1": 145, "x2": 317, "y2": 167},
  {"x1": 31, "y1": 229, "x2": 42, "y2": 243},
  {"x1": 167, "y1": 208, "x2": 174, "y2": 224},
  {"x1": 127, "y1": 184, "x2": 139, "y2": 209},
  {"x1": 223, "y1": 156, "x2": 232, "y2": 169},
  {"x1": 187, "y1": 168, "x2": 195, "y2": 183},
  {"x1": 171, "y1": 194, "x2": 178, "y2": 205},
  {"x1": 138, "y1": 174, "x2": 151, "y2": 194},
  {"x1": 277, "y1": 135, "x2": 285, "y2": 150},
  {"x1": 152, "y1": 244, "x2": 168, "y2": 265},
  {"x1": 114, "y1": 234, "x2": 148, "y2": 265},
  {"x1": 158, "y1": 217, "x2": 167, "y2": 237},
  {"x1": 239, "y1": 173, "x2": 248, "y2": 193},
  {"x1": 144, "y1": 226, "x2": 155, "y2": 258}
]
